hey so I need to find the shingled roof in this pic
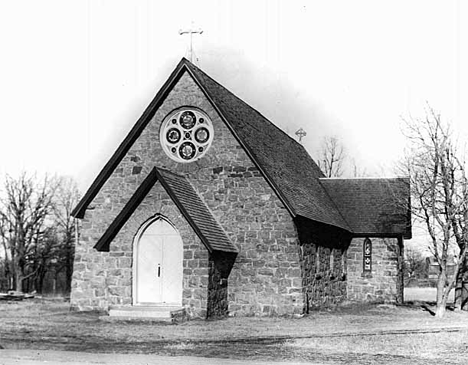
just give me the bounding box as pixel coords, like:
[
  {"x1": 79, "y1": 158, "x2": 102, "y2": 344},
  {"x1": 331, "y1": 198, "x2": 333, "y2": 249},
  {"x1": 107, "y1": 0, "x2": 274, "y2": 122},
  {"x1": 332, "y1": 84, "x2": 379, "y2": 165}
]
[
  {"x1": 320, "y1": 178, "x2": 411, "y2": 239},
  {"x1": 184, "y1": 62, "x2": 351, "y2": 232},
  {"x1": 156, "y1": 168, "x2": 238, "y2": 253},
  {"x1": 72, "y1": 58, "x2": 350, "y2": 232},
  {"x1": 72, "y1": 58, "x2": 412, "y2": 238},
  {"x1": 94, "y1": 167, "x2": 237, "y2": 253}
]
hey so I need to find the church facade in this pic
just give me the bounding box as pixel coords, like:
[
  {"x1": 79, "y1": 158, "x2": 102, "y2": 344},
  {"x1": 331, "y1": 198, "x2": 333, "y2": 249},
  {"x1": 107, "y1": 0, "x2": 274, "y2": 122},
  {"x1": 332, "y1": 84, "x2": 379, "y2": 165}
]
[{"x1": 70, "y1": 58, "x2": 411, "y2": 318}]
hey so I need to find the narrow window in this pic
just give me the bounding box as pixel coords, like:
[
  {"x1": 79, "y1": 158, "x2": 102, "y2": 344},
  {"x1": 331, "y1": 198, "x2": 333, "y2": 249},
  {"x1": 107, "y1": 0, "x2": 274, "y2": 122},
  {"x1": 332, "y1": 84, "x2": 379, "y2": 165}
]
[
  {"x1": 363, "y1": 238, "x2": 372, "y2": 273},
  {"x1": 315, "y1": 246, "x2": 321, "y2": 273}
]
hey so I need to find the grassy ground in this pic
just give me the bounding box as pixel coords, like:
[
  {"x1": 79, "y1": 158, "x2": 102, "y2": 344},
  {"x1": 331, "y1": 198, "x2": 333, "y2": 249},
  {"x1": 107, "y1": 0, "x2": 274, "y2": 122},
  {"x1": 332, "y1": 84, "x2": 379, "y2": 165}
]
[
  {"x1": 405, "y1": 287, "x2": 455, "y2": 303},
  {"x1": 0, "y1": 291, "x2": 467, "y2": 364}
]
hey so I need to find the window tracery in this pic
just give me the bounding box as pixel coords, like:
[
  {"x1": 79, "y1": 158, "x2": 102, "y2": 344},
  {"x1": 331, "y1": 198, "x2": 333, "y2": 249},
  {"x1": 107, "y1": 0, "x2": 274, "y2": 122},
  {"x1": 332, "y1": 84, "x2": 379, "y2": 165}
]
[{"x1": 160, "y1": 108, "x2": 214, "y2": 163}]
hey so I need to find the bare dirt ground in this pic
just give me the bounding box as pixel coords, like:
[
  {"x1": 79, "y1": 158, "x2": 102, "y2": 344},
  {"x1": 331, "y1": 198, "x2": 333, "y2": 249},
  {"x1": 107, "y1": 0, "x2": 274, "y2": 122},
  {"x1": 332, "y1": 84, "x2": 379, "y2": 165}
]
[
  {"x1": 0, "y1": 350, "x2": 310, "y2": 365},
  {"x1": 0, "y1": 290, "x2": 467, "y2": 364}
]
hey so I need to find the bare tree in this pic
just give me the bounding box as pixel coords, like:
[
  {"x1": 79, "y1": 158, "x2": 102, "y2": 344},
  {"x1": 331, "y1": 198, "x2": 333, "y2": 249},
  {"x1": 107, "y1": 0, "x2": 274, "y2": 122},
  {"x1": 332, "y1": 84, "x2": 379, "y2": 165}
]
[
  {"x1": 404, "y1": 247, "x2": 427, "y2": 284},
  {"x1": 0, "y1": 214, "x2": 12, "y2": 289},
  {"x1": 31, "y1": 227, "x2": 60, "y2": 293},
  {"x1": 401, "y1": 107, "x2": 467, "y2": 317},
  {"x1": 317, "y1": 136, "x2": 346, "y2": 177},
  {"x1": 0, "y1": 172, "x2": 59, "y2": 292},
  {"x1": 351, "y1": 158, "x2": 368, "y2": 178},
  {"x1": 52, "y1": 177, "x2": 80, "y2": 293}
]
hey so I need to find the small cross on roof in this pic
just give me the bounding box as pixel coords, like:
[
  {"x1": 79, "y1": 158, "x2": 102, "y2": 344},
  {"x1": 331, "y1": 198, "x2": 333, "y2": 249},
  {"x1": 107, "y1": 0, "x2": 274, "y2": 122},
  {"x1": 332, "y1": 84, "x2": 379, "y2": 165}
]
[{"x1": 295, "y1": 128, "x2": 307, "y2": 142}]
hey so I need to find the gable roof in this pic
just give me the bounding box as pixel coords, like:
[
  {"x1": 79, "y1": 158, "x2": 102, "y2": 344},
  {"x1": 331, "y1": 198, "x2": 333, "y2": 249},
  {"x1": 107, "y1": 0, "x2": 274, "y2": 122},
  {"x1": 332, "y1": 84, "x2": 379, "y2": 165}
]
[
  {"x1": 72, "y1": 60, "x2": 189, "y2": 219},
  {"x1": 94, "y1": 167, "x2": 237, "y2": 253},
  {"x1": 72, "y1": 58, "x2": 350, "y2": 232},
  {"x1": 183, "y1": 62, "x2": 351, "y2": 232},
  {"x1": 156, "y1": 168, "x2": 238, "y2": 253},
  {"x1": 320, "y1": 177, "x2": 411, "y2": 239}
]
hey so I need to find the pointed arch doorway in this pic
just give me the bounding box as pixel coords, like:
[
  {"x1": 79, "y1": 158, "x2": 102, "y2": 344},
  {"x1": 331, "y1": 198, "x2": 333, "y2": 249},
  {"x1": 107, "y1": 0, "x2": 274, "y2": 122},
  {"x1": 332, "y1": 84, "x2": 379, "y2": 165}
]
[{"x1": 133, "y1": 217, "x2": 183, "y2": 306}]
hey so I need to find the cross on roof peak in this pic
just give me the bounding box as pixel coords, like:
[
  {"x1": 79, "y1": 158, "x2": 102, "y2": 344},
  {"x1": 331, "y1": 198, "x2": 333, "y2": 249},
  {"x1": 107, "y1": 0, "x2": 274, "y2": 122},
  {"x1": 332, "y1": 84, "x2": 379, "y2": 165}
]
[
  {"x1": 295, "y1": 128, "x2": 307, "y2": 143},
  {"x1": 179, "y1": 22, "x2": 203, "y2": 64}
]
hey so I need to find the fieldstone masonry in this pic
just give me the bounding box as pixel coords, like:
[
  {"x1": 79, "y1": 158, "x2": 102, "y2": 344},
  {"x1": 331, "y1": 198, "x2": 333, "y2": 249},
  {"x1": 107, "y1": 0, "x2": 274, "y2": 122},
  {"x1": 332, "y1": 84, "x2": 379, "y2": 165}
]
[
  {"x1": 71, "y1": 71, "x2": 306, "y2": 317},
  {"x1": 72, "y1": 182, "x2": 213, "y2": 317},
  {"x1": 301, "y1": 243, "x2": 347, "y2": 310},
  {"x1": 346, "y1": 237, "x2": 402, "y2": 302},
  {"x1": 207, "y1": 255, "x2": 228, "y2": 318},
  {"x1": 71, "y1": 62, "x2": 409, "y2": 318}
]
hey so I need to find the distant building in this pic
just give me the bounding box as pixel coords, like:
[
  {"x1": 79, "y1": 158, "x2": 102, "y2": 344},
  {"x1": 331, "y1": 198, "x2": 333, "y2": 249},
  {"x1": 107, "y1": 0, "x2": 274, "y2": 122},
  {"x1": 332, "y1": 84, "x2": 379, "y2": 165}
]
[{"x1": 70, "y1": 58, "x2": 411, "y2": 318}]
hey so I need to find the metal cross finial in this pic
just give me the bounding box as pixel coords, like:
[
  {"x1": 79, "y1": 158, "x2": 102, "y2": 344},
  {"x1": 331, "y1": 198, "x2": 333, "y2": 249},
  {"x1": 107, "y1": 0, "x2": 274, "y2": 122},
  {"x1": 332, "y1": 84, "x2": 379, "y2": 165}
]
[
  {"x1": 179, "y1": 23, "x2": 203, "y2": 63},
  {"x1": 295, "y1": 128, "x2": 307, "y2": 143}
]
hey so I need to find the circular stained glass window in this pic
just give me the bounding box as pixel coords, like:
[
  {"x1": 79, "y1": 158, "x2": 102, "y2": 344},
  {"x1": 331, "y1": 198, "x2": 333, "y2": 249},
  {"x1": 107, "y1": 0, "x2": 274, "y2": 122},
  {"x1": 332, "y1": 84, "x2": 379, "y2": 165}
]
[
  {"x1": 160, "y1": 108, "x2": 214, "y2": 163},
  {"x1": 179, "y1": 111, "x2": 196, "y2": 129},
  {"x1": 166, "y1": 128, "x2": 181, "y2": 144},
  {"x1": 179, "y1": 142, "x2": 196, "y2": 160},
  {"x1": 195, "y1": 127, "x2": 210, "y2": 143}
]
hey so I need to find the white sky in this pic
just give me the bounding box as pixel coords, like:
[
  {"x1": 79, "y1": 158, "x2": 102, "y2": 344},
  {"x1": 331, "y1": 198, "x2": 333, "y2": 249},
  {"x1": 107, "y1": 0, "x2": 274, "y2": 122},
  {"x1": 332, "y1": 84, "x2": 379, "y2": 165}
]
[{"x1": 0, "y1": 1, "x2": 467, "y2": 249}]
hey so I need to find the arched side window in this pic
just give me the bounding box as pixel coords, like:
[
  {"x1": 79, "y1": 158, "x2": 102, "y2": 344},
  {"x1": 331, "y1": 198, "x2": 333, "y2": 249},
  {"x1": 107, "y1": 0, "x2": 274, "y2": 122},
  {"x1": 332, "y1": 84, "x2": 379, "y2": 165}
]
[{"x1": 363, "y1": 238, "x2": 372, "y2": 273}]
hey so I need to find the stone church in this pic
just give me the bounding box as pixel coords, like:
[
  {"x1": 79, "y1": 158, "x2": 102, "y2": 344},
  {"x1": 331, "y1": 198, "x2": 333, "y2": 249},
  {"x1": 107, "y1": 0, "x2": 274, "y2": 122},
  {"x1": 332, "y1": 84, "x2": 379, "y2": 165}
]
[{"x1": 70, "y1": 58, "x2": 411, "y2": 319}]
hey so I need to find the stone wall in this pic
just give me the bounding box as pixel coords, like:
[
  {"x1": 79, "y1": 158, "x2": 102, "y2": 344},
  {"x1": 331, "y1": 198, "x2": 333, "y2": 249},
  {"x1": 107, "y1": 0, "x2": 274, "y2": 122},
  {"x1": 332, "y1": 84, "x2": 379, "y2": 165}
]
[
  {"x1": 71, "y1": 71, "x2": 304, "y2": 317},
  {"x1": 71, "y1": 182, "x2": 213, "y2": 318},
  {"x1": 301, "y1": 244, "x2": 347, "y2": 310},
  {"x1": 207, "y1": 256, "x2": 228, "y2": 318},
  {"x1": 199, "y1": 166, "x2": 304, "y2": 316},
  {"x1": 346, "y1": 237, "x2": 401, "y2": 302}
]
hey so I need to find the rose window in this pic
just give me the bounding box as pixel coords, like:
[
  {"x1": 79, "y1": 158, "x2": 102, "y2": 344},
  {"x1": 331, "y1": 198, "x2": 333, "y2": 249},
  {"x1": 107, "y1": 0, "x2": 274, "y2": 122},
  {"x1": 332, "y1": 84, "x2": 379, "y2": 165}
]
[{"x1": 160, "y1": 109, "x2": 214, "y2": 163}]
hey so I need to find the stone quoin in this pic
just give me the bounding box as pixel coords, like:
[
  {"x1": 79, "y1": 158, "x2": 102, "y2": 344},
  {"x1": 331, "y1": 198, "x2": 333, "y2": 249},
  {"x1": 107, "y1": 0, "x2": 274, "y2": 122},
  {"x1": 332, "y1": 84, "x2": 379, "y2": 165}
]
[{"x1": 70, "y1": 58, "x2": 411, "y2": 318}]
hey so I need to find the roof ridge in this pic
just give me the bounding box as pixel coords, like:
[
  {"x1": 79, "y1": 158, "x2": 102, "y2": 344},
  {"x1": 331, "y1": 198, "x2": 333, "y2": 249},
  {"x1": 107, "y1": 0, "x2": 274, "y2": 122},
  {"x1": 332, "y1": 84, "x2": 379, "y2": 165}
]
[
  {"x1": 316, "y1": 178, "x2": 352, "y2": 232},
  {"x1": 72, "y1": 57, "x2": 353, "y2": 233},
  {"x1": 94, "y1": 168, "x2": 159, "y2": 251},
  {"x1": 155, "y1": 167, "x2": 238, "y2": 253},
  {"x1": 183, "y1": 61, "x2": 304, "y2": 148},
  {"x1": 321, "y1": 177, "x2": 411, "y2": 238},
  {"x1": 93, "y1": 166, "x2": 238, "y2": 253},
  {"x1": 155, "y1": 166, "x2": 185, "y2": 178},
  {"x1": 186, "y1": 62, "x2": 350, "y2": 230}
]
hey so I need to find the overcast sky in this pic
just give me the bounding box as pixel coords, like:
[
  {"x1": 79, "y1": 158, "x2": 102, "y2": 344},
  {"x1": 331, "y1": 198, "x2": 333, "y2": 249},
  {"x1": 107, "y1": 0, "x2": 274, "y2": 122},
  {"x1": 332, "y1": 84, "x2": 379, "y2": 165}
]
[{"x1": 0, "y1": 0, "x2": 467, "y2": 204}]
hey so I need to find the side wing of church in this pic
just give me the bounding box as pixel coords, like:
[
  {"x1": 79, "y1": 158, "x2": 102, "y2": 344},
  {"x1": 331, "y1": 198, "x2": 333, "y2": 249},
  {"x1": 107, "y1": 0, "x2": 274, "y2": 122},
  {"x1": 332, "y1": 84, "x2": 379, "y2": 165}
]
[{"x1": 70, "y1": 58, "x2": 411, "y2": 318}]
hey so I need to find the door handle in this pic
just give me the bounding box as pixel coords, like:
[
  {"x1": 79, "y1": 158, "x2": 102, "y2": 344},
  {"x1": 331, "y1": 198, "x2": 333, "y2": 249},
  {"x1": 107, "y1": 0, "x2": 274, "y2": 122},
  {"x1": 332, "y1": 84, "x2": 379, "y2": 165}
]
[{"x1": 157, "y1": 264, "x2": 161, "y2": 277}]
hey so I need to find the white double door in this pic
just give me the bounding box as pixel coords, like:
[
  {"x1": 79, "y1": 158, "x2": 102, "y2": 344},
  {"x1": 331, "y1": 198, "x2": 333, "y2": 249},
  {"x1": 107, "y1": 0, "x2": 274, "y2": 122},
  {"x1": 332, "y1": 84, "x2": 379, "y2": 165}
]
[{"x1": 134, "y1": 219, "x2": 183, "y2": 306}]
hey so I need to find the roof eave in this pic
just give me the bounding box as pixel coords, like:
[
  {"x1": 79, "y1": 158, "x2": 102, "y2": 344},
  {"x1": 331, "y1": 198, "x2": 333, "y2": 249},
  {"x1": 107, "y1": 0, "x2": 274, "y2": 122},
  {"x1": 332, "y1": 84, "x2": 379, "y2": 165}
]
[
  {"x1": 72, "y1": 58, "x2": 191, "y2": 219},
  {"x1": 94, "y1": 168, "x2": 158, "y2": 252},
  {"x1": 155, "y1": 168, "x2": 239, "y2": 254},
  {"x1": 183, "y1": 64, "x2": 298, "y2": 219},
  {"x1": 93, "y1": 166, "x2": 238, "y2": 254},
  {"x1": 351, "y1": 232, "x2": 412, "y2": 239}
]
